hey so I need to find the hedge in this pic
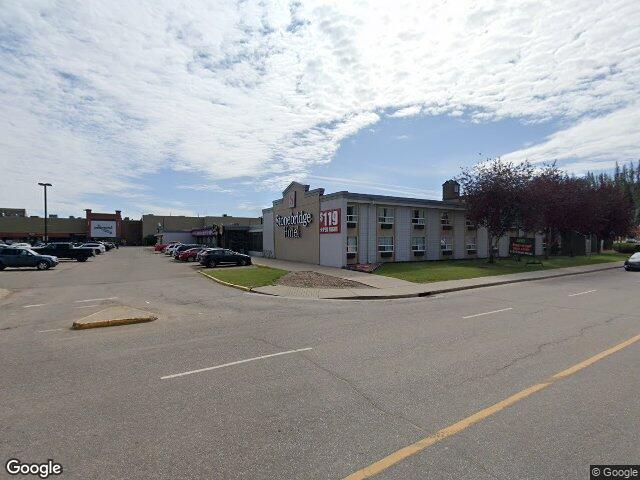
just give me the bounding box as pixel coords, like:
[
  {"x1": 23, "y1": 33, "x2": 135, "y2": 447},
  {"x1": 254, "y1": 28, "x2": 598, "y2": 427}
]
[{"x1": 613, "y1": 242, "x2": 640, "y2": 253}]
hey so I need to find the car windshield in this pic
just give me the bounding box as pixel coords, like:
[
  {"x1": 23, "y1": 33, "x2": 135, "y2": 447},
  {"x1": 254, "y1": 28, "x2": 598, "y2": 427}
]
[{"x1": 631, "y1": 253, "x2": 640, "y2": 260}]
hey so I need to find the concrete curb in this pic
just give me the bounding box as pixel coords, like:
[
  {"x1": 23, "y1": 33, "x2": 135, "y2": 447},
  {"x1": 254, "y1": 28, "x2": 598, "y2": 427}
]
[
  {"x1": 72, "y1": 306, "x2": 158, "y2": 330},
  {"x1": 72, "y1": 316, "x2": 157, "y2": 330},
  {"x1": 199, "y1": 271, "x2": 252, "y2": 292},
  {"x1": 251, "y1": 263, "x2": 623, "y2": 300}
]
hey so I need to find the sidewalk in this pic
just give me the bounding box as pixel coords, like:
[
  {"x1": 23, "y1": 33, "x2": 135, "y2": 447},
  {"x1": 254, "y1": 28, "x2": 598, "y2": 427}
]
[{"x1": 251, "y1": 259, "x2": 623, "y2": 300}]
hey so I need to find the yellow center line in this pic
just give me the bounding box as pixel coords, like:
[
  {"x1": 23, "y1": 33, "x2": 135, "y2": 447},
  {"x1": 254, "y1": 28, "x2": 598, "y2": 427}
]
[{"x1": 344, "y1": 333, "x2": 640, "y2": 480}]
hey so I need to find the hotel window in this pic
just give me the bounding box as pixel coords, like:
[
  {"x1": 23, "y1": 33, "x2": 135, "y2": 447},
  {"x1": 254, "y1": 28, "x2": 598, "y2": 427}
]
[
  {"x1": 411, "y1": 209, "x2": 425, "y2": 225},
  {"x1": 441, "y1": 212, "x2": 452, "y2": 228},
  {"x1": 441, "y1": 234, "x2": 453, "y2": 254},
  {"x1": 378, "y1": 207, "x2": 394, "y2": 227},
  {"x1": 466, "y1": 236, "x2": 477, "y2": 254},
  {"x1": 346, "y1": 205, "x2": 358, "y2": 226},
  {"x1": 347, "y1": 236, "x2": 358, "y2": 254},
  {"x1": 411, "y1": 236, "x2": 426, "y2": 251},
  {"x1": 466, "y1": 218, "x2": 475, "y2": 230},
  {"x1": 378, "y1": 236, "x2": 394, "y2": 252}
]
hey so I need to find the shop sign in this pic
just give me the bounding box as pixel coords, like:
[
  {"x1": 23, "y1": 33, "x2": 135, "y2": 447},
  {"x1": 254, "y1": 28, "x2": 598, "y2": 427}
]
[
  {"x1": 319, "y1": 208, "x2": 341, "y2": 234},
  {"x1": 90, "y1": 220, "x2": 116, "y2": 238},
  {"x1": 509, "y1": 237, "x2": 535, "y2": 256},
  {"x1": 276, "y1": 211, "x2": 313, "y2": 238}
]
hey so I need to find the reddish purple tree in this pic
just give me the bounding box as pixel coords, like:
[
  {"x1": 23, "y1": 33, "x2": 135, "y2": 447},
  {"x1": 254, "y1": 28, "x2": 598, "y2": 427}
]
[{"x1": 458, "y1": 158, "x2": 533, "y2": 263}]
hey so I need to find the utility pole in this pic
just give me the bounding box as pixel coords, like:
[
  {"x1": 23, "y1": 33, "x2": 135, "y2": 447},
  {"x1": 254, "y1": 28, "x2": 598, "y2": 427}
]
[{"x1": 38, "y1": 182, "x2": 52, "y2": 243}]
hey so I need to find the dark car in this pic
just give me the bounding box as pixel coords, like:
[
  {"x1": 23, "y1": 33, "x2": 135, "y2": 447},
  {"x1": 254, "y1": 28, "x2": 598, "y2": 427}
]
[
  {"x1": 624, "y1": 252, "x2": 640, "y2": 271},
  {"x1": 199, "y1": 248, "x2": 251, "y2": 268},
  {"x1": 0, "y1": 248, "x2": 59, "y2": 270},
  {"x1": 32, "y1": 242, "x2": 94, "y2": 262}
]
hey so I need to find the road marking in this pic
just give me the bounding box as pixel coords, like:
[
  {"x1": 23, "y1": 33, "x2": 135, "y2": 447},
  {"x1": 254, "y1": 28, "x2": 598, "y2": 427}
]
[
  {"x1": 74, "y1": 297, "x2": 118, "y2": 303},
  {"x1": 23, "y1": 304, "x2": 47, "y2": 308},
  {"x1": 161, "y1": 347, "x2": 313, "y2": 380},
  {"x1": 37, "y1": 328, "x2": 63, "y2": 333},
  {"x1": 462, "y1": 307, "x2": 513, "y2": 319},
  {"x1": 568, "y1": 289, "x2": 597, "y2": 297},
  {"x1": 74, "y1": 304, "x2": 102, "y2": 309},
  {"x1": 343, "y1": 333, "x2": 640, "y2": 480}
]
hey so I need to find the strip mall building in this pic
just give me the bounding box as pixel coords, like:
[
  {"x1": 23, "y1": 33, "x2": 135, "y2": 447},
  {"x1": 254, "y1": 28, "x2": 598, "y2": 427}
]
[{"x1": 263, "y1": 181, "x2": 548, "y2": 268}]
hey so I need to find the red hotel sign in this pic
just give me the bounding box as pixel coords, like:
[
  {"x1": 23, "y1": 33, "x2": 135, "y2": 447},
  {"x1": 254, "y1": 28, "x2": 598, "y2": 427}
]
[{"x1": 319, "y1": 208, "x2": 341, "y2": 234}]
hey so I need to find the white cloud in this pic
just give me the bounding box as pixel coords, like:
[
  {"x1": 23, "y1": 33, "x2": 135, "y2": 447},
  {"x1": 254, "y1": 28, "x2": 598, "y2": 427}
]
[
  {"x1": 389, "y1": 105, "x2": 422, "y2": 118},
  {"x1": 395, "y1": 134, "x2": 410, "y2": 141},
  {"x1": 1, "y1": 0, "x2": 639, "y2": 214},
  {"x1": 306, "y1": 175, "x2": 441, "y2": 199},
  {"x1": 177, "y1": 184, "x2": 233, "y2": 193}
]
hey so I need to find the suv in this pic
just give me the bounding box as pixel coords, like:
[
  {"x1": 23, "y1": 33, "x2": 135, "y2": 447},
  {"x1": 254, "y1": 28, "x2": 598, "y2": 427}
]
[
  {"x1": 199, "y1": 248, "x2": 251, "y2": 268},
  {"x1": 0, "y1": 248, "x2": 59, "y2": 270}
]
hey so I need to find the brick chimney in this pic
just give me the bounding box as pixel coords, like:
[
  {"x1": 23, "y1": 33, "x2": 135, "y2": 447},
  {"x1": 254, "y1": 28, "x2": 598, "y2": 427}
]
[{"x1": 442, "y1": 180, "x2": 461, "y2": 201}]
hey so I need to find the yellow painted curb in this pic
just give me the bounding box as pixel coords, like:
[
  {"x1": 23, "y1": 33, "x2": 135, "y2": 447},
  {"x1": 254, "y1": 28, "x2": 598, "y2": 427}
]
[
  {"x1": 72, "y1": 315, "x2": 157, "y2": 330},
  {"x1": 199, "y1": 271, "x2": 252, "y2": 292}
]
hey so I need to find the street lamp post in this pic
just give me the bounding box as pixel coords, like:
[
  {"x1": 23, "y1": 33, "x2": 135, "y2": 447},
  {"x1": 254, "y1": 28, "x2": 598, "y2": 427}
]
[{"x1": 38, "y1": 182, "x2": 52, "y2": 243}]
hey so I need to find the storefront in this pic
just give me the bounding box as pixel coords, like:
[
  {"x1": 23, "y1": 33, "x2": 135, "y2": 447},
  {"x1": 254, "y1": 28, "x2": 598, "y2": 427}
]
[{"x1": 263, "y1": 181, "x2": 546, "y2": 268}]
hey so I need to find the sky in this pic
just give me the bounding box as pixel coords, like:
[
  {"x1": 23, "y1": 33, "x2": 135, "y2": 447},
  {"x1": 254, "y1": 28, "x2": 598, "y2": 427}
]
[{"x1": 1, "y1": 0, "x2": 639, "y2": 218}]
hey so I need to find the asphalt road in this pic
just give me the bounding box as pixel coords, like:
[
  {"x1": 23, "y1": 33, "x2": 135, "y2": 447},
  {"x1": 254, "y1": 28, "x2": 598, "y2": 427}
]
[{"x1": 1, "y1": 247, "x2": 638, "y2": 479}]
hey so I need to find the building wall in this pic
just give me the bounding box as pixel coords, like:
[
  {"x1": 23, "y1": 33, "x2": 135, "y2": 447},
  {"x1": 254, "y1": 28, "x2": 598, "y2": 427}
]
[
  {"x1": 0, "y1": 216, "x2": 87, "y2": 240},
  {"x1": 142, "y1": 214, "x2": 261, "y2": 238},
  {"x1": 0, "y1": 208, "x2": 26, "y2": 217},
  {"x1": 319, "y1": 197, "x2": 347, "y2": 267},
  {"x1": 121, "y1": 219, "x2": 142, "y2": 245},
  {"x1": 357, "y1": 204, "x2": 369, "y2": 264},
  {"x1": 395, "y1": 207, "x2": 411, "y2": 262},
  {"x1": 262, "y1": 210, "x2": 275, "y2": 258},
  {"x1": 426, "y1": 209, "x2": 440, "y2": 260},
  {"x1": 272, "y1": 183, "x2": 321, "y2": 264},
  {"x1": 453, "y1": 211, "x2": 466, "y2": 259}
]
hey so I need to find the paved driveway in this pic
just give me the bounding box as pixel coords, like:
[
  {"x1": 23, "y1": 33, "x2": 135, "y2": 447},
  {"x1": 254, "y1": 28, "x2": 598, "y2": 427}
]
[{"x1": 1, "y1": 247, "x2": 638, "y2": 479}]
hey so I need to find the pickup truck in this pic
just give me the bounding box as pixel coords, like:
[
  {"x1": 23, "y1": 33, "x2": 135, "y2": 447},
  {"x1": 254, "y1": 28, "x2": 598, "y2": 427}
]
[
  {"x1": 0, "y1": 247, "x2": 59, "y2": 270},
  {"x1": 32, "y1": 243, "x2": 95, "y2": 262}
]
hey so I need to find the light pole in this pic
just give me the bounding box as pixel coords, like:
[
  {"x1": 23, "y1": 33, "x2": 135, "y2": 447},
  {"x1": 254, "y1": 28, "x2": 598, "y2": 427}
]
[{"x1": 38, "y1": 182, "x2": 52, "y2": 243}]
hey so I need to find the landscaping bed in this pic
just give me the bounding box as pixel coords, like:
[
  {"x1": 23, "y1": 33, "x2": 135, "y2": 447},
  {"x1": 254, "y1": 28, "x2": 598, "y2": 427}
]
[
  {"x1": 375, "y1": 253, "x2": 627, "y2": 283},
  {"x1": 276, "y1": 271, "x2": 370, "y2": 289},
  {"x1": 201, "y1": 265, "x2": 288, "y2": 288}
]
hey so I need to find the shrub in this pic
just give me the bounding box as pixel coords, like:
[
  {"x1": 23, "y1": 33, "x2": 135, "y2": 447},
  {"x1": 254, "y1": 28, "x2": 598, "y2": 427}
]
[{"x1": 613, "y1": 242, "x2": 640, "y2": 253}]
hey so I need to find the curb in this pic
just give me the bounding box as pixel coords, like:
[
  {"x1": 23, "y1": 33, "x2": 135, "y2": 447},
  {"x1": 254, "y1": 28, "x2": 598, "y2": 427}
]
[
  {"x1": 72, "y1": 315, "x2": 157, "y2": 330},
  {"x1": 252, "y1": 263, "x2": 623, "y2": 300},
  {"x1": 199, "y1": 271, "x2": 252, "y2": 292}
]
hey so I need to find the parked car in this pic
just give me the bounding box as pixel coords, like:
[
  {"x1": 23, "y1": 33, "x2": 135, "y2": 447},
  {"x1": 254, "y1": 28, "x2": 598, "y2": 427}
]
[
  {"x1": 0, "y1": 247, "x2": 59, "y2": 270},
  {"x1": 32, "y1": 242, "x2": 94, "y2": 262},
  {"x1": 164, "y1": 244, "x2": 183, "y2": 255},
  {"x1": 172, "y1": 244, "x2": 200, "y2": 259},
  {"x1": 154, "y1": 243, "x2": 167, "y2": 252},
  {"x1": 624, "y1": 252, "x2": 640, "y2": 271},
  {"x1": 8, "y1": 242, "x2": 32, "y2": 249},
  {"x1": 177, "y1": 247, "x2": 204, "y2": 262},
  {"x1": 196, "y1": 248, "x2": 215, "y2": 262},
  {"x1": 199, "y1": 248, "x2": 251, "y2": 268},
  {"x1": 81, "y1": 242, "x2": 106, "y2": 254}
]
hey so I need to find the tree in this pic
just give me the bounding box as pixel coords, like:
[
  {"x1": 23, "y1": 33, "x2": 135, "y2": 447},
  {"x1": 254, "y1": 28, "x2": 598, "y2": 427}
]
[
  {"x1": 458, "y1": 158, "x2": 533, "y2": 263},
  {"x1": 592, "y1": 182, "x2": 635, "y2": 245},
  {"x1": 521, "y1": 163, "x2": 564, "y2": 259}
]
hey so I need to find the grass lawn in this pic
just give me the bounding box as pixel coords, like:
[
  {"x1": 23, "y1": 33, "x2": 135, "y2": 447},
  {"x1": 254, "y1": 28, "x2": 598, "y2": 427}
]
[
  {"x1": 202, "y1": 265, "x2": 288, "y2": 288},
  {"x1": 375, "y1": 252, "x2": 627, "y2": 283}
]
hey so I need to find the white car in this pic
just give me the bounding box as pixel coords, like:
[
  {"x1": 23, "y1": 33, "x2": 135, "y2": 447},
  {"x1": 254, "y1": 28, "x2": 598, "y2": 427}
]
[
  {"x1": 81, "y1": 242, "x2": 106, "y2": 254},
  {"x1": 8, "y1": 242, "x2": 31, "y2": 249},
  {"x1": 165, "y1": 244, "x2": 182, "y2": 255}
]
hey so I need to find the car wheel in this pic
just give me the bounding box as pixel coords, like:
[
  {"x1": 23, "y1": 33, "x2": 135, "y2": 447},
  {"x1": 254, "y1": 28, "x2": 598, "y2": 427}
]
[
  {"x1": 238, "y1": 259, "x2": 247, "y2": 266},
  {"x1": 187, "y1": 256, "x2": 195, "y2": 262},
  {"x1": 77, "y1": 257, "x2": 87, "y2": 262},
  {"x1": 37, "y1": 261, "x2": 50, "y2": 270},
  {"x1": 0, "y1": 263, "x2": 5, "y2": 271},
  {"x1": 207, "y1": 259, "x2": 217, "y2": 268},
  {"x1": 624, "y1": 265, "x2": 630, "y2": 271}
]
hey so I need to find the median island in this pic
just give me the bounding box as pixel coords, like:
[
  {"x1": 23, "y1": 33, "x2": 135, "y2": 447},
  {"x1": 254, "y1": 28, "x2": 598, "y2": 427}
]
[{"x1": 374, "y1": 253, "x2": 626, "y2": 283}]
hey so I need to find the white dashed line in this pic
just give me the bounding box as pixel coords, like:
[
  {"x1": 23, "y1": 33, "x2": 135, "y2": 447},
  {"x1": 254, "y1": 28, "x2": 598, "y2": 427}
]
[
  {"x1": 568, "y1": 289, "x2": 597, "y2": 297},
  {"x1": 74, "y1": 305, "x2": 102, "y2": 309},
  {"x1": 23, "y1": 304, "x2": 47, "y2": 308},
  {"x1": 161, "y1": 347, "x2": 313, "y2": 380},
  {"x1": 74, "y1": 297, "x2": 118, "y2": 303},
  {"x1": 462, "y1": 307, "x2": 513, "y2": 319},
  {"x1": 37, "y1": 328, "x2": 63, "y2": 333}
]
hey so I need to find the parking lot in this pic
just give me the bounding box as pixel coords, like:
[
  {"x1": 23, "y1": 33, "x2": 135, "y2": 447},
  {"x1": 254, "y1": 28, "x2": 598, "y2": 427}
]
[{"x1": 1, "y1": 247, "x2": 639, "y2": 479}]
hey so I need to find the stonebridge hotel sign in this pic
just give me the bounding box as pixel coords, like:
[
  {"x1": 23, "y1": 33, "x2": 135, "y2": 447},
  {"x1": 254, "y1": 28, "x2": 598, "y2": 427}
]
[{"x1": 275, "y1": 211, "x2": 313, "y2": 238}]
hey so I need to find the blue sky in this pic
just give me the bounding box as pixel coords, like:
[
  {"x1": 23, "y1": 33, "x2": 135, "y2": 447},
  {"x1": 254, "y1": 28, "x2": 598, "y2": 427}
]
[{"x1": 1, "y1": 1, "x2": 639, "y2": 218}]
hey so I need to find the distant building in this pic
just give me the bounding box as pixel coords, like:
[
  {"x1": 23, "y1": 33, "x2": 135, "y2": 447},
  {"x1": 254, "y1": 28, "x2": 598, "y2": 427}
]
[{"x1": 0, "y1": 208, "x2": 26, "y2": 217}]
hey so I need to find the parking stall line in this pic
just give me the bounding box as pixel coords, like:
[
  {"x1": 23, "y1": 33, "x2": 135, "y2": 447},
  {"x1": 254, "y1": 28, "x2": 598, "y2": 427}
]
[
  {"x1": 343, "y1": 333, "x2": 640, "y2": 480},
  {"x1": 161, "y1": 347, "x2": 313, "y2": 380},
  {"x1": 568, "y1": 289, "x2": 597, "y2": 297},
  {"x1": 74, "y1": 297, "x2": 118, "y2": 303},
  {"x1": 23, "y1": 304, "x2": 47, "y2": 308},
  {"x1": 462, "y1": 307, "x2": 513, "y2": 319},
  {"x1": 37, "y1": 328, "x2": 63, "y2": 333},
  {"x1": 74, "y1": 304, "x2": 103, "y2": 309}
]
